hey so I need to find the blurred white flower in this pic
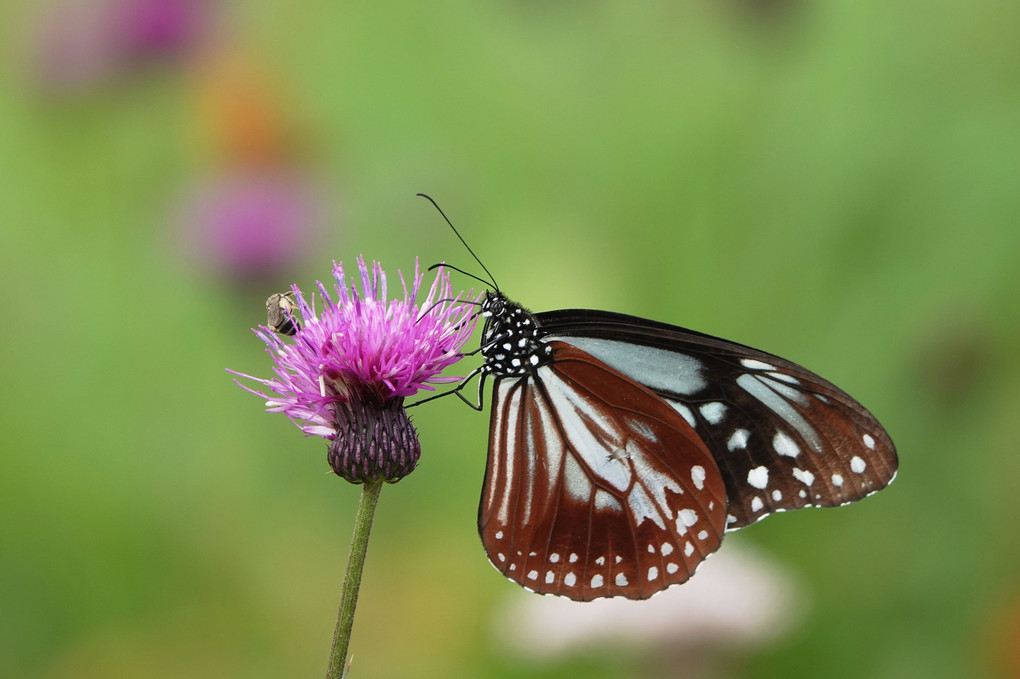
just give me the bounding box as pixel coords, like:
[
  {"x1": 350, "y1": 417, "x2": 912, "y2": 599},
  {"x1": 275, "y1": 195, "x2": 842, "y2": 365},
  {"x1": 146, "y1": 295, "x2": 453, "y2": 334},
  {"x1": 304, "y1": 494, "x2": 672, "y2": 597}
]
[{"x1": 493, "y1": 543, "x2": 802, "y2": 666}]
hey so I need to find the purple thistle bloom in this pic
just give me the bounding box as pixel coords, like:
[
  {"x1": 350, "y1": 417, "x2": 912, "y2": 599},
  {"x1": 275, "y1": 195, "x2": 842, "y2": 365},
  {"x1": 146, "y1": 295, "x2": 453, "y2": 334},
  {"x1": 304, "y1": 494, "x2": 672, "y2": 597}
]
[{"x1": 231, "y1": 257, "x2": 480, "y2": 483}]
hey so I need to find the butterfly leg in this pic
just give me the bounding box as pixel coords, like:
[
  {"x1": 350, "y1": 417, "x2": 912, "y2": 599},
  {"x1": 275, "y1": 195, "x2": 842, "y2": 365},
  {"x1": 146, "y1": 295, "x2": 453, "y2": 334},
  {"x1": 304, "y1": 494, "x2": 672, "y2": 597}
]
[
  {"x1": 454, "y1": 371, "x2": 488, "y2": 411},
  {"x1": 407, "y1": 366, "x2": 486, "y2": 410}
]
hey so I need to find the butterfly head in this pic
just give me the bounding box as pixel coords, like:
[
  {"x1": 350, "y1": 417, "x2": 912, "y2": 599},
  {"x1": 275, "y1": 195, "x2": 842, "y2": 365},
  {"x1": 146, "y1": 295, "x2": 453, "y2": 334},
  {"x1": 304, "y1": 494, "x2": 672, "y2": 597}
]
[{"x1": 479, "y1": 291, "x2": 553, "y2": 377}]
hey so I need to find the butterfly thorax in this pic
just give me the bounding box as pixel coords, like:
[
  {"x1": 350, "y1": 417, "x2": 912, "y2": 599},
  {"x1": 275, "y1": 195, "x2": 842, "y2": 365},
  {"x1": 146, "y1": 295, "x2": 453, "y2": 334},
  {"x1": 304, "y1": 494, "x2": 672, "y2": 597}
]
[{"x1": 479, "y1": 291, "x2": 553, "y2": 377}]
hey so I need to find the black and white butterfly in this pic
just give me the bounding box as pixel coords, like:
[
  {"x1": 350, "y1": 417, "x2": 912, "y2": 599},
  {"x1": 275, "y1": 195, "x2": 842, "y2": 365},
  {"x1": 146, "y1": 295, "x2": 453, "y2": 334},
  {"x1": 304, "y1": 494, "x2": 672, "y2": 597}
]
[{"x1": 421, "y1": 197, "x2": 898, "y2": 601}]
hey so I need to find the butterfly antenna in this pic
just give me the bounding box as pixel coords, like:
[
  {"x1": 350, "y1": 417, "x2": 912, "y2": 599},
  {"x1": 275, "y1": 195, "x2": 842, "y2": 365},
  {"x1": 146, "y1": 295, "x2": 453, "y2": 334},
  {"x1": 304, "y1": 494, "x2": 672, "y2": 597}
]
[
  {"x1": 416, "y1": 295, "x2": 483, "y2": 324},
  {"x1": 417, "y1": 193, "x2": 499, "y2": 290},
  {"x1": 426, "y1": 262, "x2": 492, "y2": 289}
]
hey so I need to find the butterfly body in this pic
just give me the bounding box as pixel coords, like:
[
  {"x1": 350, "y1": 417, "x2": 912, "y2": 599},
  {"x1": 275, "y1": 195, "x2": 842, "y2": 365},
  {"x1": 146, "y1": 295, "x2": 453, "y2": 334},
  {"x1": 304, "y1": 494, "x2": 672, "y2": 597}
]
[
  {"x1": 475, "y1": 291, "x2": 897, "y2": 601},
  {"x1": 479, "y1": 291, "x2": 553, "y2": 376}
]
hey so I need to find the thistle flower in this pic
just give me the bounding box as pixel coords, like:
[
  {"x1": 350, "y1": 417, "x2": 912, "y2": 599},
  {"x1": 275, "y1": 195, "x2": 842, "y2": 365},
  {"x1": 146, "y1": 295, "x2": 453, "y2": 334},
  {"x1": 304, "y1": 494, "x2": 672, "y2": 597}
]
[{"x1": 232, "y1": 256, "x2": 479, "y2": 483}]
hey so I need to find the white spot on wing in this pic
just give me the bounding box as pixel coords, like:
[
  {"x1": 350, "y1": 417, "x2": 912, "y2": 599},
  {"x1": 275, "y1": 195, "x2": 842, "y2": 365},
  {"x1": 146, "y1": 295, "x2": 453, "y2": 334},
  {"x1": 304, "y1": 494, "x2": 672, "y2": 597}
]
[
  {"x1": 699, "y1": 402, "x2": 726, "y2": 424},
  {"x1": 691, "y1": 465, "x2": 706, "y2": 490},
  {"x1": 684, "y1": 542, "x2": 694, "y2": 557},
  {"x1": 667, "y1": 563, "x2": 680, "y2": 574},
  {"x1": 851, "y1": 456, "x2": 867, "y2": 473},
  {"x1": 727, "y1": 429, "x2": 750, "y2": 451},
  {"x1": 564, "y1": 572, "x2": 577, "y2": 586},
  {"x1": 832, "y1": 474, "x2": 844, "y2": 487},
  {"x1": 591, "y1": 574, "x2": 604, "y2": 588},
  {"x1": 661, "y1": 542, "x2": 674, "y2": 556},
  {"x1": 545, "y1": 571, "x2": 555, "y2": 584},
  {"x1": 528, "y1": 570, "x2": 538, "y2": 580},
  {"x1": 676, "y1": 508, "x2": 698, "y2": 535},
  {"x1": 773, "y1": 432, "x2": 800, "y2": 458},
  {"x1": 793, "y1": 468, "x2": 815, "y2": 486},
  {"x1": 747, "y1": 465, "x2": 769, "y2": 489},
  {"x1": 549, "y1": 553, "x2": 560, "y2": 563},
  {"x1": 648, "y1": 566, "x2": 659, "y2": 581},
  {"x1": 615, "y1": 573, "x2": 628, "y2": 586},
  {"x1": 863, "y1": 434, "x2": 876, "y2": 450},
  {"x1": 741, "y1": 358, "x2": 777, "y2": 371},
  {"x1": 751, "y1": 496, "x2": 764, "y2": 512}
]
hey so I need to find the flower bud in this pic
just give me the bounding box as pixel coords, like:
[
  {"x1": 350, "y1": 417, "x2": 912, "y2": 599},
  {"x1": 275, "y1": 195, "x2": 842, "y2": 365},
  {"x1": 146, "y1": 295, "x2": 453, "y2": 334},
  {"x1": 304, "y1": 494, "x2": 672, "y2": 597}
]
[{"x1": 327, "y1": 398, "x2": 421, "y2": 483}]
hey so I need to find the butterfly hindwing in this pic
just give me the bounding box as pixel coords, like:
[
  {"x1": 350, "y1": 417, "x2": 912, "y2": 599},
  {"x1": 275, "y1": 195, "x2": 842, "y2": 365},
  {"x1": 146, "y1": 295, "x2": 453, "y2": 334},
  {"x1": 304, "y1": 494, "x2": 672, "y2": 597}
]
[
  {"x1": 538, "y1": 309, "x2": 898, "y2": 529},
  {"x1": 479, "y1": 341, "x2": 728, "y2": 601}
]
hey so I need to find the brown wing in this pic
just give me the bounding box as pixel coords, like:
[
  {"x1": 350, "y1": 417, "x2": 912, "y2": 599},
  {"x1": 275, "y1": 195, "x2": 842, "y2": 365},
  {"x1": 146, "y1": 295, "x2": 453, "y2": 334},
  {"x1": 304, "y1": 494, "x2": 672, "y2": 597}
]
[{"x1": 479, "y1": 341, "x2": 728, "y2": 601}]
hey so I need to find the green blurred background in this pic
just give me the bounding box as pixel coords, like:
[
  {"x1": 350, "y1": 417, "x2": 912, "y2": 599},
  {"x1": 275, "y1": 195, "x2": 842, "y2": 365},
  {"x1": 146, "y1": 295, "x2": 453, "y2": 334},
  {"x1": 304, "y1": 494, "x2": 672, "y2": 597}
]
[{"x1": 2, "y1": 0, "x2": 1019, "y2": 677}]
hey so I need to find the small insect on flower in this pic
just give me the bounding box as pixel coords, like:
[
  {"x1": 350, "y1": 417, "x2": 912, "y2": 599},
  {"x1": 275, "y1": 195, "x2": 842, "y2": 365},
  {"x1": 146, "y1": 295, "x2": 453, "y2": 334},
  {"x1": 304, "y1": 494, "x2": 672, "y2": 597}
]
[
  {"x1": 266, "y1": 291, "x2": 300, "y2": 335},
  {"x1": 230, "y1": 257, "x2": 480, "y2": 483}
]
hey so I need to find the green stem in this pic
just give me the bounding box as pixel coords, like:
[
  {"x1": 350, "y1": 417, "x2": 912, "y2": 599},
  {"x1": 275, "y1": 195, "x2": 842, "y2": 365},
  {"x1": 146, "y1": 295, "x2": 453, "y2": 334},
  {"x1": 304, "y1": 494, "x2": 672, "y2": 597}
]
[{"x1": 326, "y1": 478, "x2": 384, "y2": 679}]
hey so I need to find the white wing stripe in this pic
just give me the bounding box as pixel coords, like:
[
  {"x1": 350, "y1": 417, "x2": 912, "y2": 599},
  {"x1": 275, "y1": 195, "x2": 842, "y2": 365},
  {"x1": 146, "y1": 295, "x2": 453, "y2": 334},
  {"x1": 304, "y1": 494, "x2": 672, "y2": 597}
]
[
  {"x1": 495, "y1": 380, "x2": 521, "y2": 524},
  {"x1": 539, "y1": 366, "x2": 633, "y2": 492},
  {"x1": 735, "y1": 373, "x2": 823, "y2": 453},
  {"x1": 550, "y1": 336, "x2": 707, "y2": 396}
]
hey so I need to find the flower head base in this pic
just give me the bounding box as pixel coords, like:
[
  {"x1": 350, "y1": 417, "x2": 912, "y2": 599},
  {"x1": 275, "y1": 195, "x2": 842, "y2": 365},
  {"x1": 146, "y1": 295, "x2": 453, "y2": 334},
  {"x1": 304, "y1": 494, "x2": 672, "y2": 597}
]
[
  {"x1": 328, "y1": 399, "x2": 420, "y2": 484},
  {"x1": 232, "y1": 257, "x2": 479, "y2": 483}
]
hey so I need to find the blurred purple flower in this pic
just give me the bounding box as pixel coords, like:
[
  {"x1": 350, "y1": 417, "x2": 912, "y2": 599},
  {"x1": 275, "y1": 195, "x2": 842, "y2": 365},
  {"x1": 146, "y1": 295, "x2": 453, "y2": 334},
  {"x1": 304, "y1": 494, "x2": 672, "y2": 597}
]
[
  {"x1": 112, "y1": 0, "x2": 208, "y2": 59},
  {"x1": 175, "y1": 169, "x2": 327, "y2": 281},
  {"x1": 25, "y1": 0, "x2": 215, "y2": 93},
  {"x1": 231, "y1": 258, "x2": 480, "y2": 483}
]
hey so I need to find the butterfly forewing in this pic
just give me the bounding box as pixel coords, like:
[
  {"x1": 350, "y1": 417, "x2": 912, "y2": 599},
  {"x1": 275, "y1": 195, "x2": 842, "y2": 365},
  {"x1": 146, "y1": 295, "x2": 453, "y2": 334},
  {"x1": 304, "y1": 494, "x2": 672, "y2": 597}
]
[
  {"x1": 699, "y1": 358, "x2": 898, "y2": 528},
  {"x1": 480, "y1": 341, "x2": 727, "y2": 600},
  {"x1": 538, "y1": 310, "x2": 898, "y2": 529}
]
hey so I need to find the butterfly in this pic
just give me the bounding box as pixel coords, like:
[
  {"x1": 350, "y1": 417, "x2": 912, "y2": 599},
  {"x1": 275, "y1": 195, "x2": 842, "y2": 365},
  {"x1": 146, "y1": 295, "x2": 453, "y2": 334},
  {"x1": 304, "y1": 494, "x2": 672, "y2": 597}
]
[{"x1": 418, "y1": 196, "x2": 898, "y2": 601}]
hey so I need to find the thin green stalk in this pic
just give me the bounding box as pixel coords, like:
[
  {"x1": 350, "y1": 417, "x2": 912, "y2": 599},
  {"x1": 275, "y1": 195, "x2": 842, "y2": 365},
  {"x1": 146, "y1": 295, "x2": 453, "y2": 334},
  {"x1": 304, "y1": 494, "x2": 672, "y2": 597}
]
[{"x1": 326, "y1": 478, "x2": 383, "y2": 679}]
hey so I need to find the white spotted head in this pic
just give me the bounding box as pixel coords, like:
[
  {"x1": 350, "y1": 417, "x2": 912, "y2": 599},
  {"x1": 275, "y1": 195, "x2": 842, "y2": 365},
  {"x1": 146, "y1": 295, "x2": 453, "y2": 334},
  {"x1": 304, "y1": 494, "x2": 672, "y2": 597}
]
[{"x1": 480, "y1": 291, "x2": 553, "y2": 376}]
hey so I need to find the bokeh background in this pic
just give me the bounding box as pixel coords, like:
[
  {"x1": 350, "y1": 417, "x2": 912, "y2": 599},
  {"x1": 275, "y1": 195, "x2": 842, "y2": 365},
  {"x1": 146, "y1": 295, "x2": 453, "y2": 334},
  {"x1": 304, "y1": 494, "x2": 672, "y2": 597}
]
[{"x1": 2, "y1": 0, "x2": 1019, "y2": 677}]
